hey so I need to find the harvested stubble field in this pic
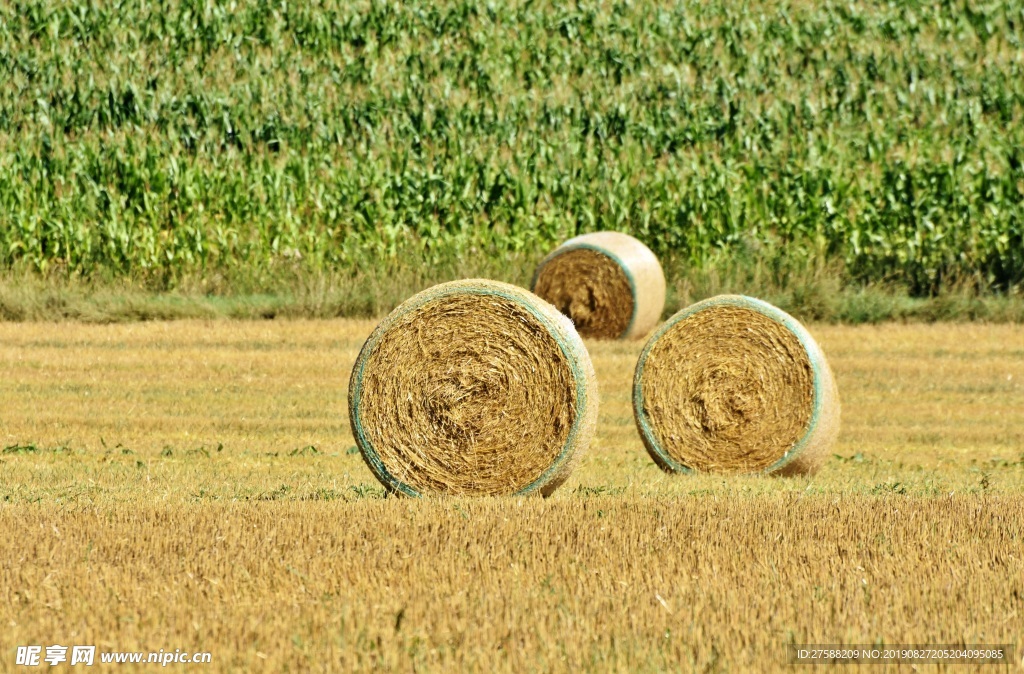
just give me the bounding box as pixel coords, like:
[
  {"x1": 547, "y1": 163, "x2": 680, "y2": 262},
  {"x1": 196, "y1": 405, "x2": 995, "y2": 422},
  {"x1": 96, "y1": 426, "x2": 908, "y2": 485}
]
[{"x1": 1, "y1": 319, "x2": 1023, "y2": 673}]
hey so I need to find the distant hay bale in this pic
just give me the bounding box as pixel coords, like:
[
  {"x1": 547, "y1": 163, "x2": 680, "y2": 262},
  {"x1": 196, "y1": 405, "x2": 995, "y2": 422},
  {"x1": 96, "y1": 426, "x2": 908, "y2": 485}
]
[
  {"x1": 532, "y1": 231, "x2": 666, "y2": 340},
  {"x1": 348, "y1": 279, "x2": 598, "y2": 497},
  {"x1": 632, "y1": 295, "x2": 840, "y2": 476}
]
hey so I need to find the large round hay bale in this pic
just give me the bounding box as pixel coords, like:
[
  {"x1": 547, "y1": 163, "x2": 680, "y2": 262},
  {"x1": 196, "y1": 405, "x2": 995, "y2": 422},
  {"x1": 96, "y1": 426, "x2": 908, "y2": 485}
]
[
  {"x1": 632, "y1": 295, "x2": 840, "y2": 476},
  {"x1": 348, "y1": 279, "x2": 598, "y2": 497},
  {"x1": 531, "y1": 231, "x2": 666, "y2": 340}
]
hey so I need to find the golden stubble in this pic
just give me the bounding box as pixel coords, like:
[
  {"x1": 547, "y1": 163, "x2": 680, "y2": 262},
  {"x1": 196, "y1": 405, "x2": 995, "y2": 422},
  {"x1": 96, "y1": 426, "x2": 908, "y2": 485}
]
[{"x1": 0, "y1": 319, "x2": 1022, "y2": 673}]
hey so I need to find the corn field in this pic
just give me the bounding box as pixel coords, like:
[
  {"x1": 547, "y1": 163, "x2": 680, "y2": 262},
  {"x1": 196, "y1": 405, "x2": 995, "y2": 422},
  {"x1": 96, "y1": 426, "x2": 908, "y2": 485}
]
[{"x1": 1, "y1": 0, "x2": 1022, "y2": 294}]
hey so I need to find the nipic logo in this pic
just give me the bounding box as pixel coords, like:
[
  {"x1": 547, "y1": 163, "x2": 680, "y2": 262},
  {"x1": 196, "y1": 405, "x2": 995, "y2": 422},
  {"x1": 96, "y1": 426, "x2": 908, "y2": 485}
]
[{"x1": 15, "y1": 645, "x2": 211, "y2": 667}]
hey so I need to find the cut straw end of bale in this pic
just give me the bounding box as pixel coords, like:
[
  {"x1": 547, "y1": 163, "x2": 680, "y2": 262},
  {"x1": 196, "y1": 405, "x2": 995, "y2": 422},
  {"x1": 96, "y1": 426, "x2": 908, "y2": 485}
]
[
  {"x1": 348, "y1": 279, "x2": 599, "y2": 497},
  {"x1": 532, "y1": 231, "x2": 666, "y2": 340},
  {"x1": 632, "y1": 295, "x2": 840, "y2": 476}
]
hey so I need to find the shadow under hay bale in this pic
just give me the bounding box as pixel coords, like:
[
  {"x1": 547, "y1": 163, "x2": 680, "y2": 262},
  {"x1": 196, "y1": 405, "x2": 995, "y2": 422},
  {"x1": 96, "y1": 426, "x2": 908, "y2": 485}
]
[
  {"x1": 348, "y1": 279, "x2": 598, "y2": 497},
  {"x1": 532, "y1": 231, "x2": 666, "y2": 340},
  {"x1": 632, "y1": 295, "x2": 840, "y2": 476}
]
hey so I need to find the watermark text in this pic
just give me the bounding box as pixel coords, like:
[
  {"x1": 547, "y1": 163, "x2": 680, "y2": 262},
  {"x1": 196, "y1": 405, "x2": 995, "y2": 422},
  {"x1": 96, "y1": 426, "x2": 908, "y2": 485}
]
[{"x1": 16, "y1": 645, "x2": 211, "y2": 667}]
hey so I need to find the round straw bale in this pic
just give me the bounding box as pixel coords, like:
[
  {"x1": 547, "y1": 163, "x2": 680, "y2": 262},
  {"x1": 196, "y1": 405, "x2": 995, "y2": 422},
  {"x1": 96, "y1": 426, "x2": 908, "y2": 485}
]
[
  {"x1": 532, "y1": 231, "x2": 666, "y2": 340},
  {"x1": 348, "y1": 279, "x2": 598, "y2": 497},
  {"x1": 632, "y1": 295, "x2": 840, "y2": 476}
]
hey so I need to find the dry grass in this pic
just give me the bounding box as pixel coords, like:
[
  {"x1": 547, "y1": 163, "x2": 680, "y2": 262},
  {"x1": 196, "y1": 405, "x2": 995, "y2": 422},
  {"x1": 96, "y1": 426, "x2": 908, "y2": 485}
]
[{"x1": 1, "y1": 320, "x2": 1023, "y2": 672}]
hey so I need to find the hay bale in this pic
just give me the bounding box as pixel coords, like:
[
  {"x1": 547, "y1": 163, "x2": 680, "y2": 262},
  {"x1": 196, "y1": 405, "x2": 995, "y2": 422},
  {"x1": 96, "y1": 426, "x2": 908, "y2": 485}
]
[
  {"x1": 632, "y1": 295, "x2": 840, "y2": 476},
  {"x1": 348, "y1": 279, "x2": 598, "y2": 497},
  {"x1": 532, "y1": 231, "x2": 666, "y2": 340}
]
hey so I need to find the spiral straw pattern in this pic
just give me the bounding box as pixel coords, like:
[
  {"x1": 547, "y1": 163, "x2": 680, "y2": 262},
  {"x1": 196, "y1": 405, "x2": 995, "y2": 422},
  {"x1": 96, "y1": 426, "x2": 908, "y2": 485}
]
[
  {"x1": 532, "y1": 231, "x2": 666, "y2": 340},
  {"x1": 633, "y1": 295, "x2": 840, "y2": 475},
  {"x1": 349, "y1": 280, "x2": 598, "y2": 496}
]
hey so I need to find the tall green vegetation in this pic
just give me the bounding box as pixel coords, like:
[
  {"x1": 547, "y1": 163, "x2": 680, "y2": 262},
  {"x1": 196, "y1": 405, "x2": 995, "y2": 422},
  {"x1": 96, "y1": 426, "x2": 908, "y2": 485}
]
[{"x1": 1, "y1": 0, "x2": 1021, "y2": 296}]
